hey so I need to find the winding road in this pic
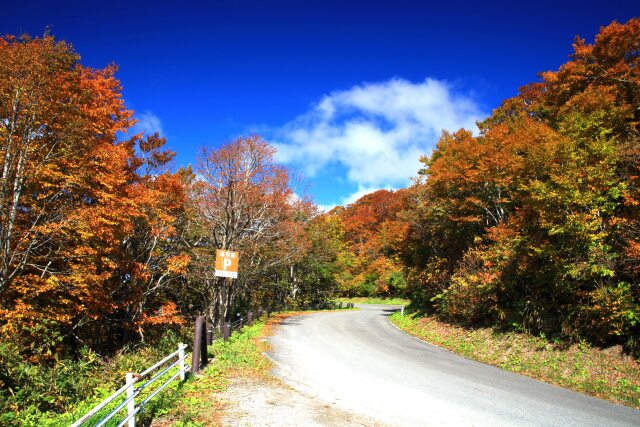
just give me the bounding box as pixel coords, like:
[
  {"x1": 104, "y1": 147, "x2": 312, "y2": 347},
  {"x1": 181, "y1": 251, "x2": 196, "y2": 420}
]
[{"x1": 268, "y1": 304, "x2": 640, "y2": 426}]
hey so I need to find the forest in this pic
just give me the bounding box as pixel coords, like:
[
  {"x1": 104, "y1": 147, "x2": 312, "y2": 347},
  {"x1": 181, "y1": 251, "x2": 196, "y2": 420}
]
[
  {"x1": 331, "y1": 18, "x2": 640, "y2": 354},
  {"x1": 0, "y1": 18, "x2": 638, "y2": 420}
]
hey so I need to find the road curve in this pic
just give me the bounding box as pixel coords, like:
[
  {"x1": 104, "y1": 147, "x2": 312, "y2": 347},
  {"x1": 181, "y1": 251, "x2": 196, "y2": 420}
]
[{"x1": 268, "y1": 304, "x2": 640, "y2": 427}]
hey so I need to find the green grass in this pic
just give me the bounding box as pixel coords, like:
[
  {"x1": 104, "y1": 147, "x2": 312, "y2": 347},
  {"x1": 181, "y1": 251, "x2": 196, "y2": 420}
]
[
  {"x1": 390, "y1": 312, "x2": 640, "y2": 409},
  {"x1": 209, "y1": 321, "x2": 271, "y2": 375},
  {"x1": 336, "y1": 296, "x2": 409, "y2": 305},
  {"x1": 154, "y1": 320, "x2": 272, "y2": 426}
]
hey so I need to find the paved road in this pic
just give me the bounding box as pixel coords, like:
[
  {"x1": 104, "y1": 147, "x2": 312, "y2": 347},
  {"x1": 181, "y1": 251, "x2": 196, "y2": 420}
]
[{"x1": 268, "y1": 304, "x2": 640, "y2": 427}]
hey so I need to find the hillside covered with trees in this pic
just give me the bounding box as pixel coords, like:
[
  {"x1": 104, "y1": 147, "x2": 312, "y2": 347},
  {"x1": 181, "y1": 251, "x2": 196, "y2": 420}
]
[{"x1": 335, "y1": 18, "x2": 640, "y2": 353}]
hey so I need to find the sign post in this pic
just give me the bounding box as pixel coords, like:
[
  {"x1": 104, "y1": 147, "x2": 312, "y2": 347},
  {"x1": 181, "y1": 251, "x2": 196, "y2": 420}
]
[{"x1": 215, "y1": 249, "x2": 239, "y2": 279}]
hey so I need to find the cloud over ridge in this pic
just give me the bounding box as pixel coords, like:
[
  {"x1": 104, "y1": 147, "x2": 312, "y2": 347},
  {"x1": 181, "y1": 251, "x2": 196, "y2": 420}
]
[
  {"x1": 272, "y1": 77, "x2": 486, "y2": 203},
  {"x1": 133, "y1": 111, "x2": 164, "y2": 136}
]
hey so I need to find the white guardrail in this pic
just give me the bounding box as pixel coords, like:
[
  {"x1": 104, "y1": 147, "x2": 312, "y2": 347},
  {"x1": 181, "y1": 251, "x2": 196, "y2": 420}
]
[{"x1": 71, "y1": 343, "x2": 189, "y2": 427}]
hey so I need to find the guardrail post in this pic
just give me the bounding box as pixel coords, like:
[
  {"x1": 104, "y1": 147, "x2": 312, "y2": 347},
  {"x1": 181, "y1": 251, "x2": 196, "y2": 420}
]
[
  {"x1": 401, "y1": 306, "x2": 405, "y2": 316},
  {"x1": 223, "y1": 322, "x2": 231, "y2": 340},
  {"x1": 206, "y1": 317, "x2": 213, "y2": 345},
  {"x1": 179, "y1": 343, "x2": 186, "y2": 380},
  {"x1": 191, "y1": 316, "x2": 207, "y2": 374},
  {"x1": 200, "y1": 319, "x2": 208, "y2": 368},
  {"x1": 125, "y1": 373, "x2": 136, "y2": 427},
  {"x1": 247, "y1": 311, "x2": 253, "y2": 325}
]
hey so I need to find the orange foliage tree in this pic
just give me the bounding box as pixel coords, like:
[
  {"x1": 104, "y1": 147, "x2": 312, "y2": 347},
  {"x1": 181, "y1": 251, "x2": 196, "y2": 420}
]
[
  {"x1": 0, "y1": 34, "x2": 187, "y2": 357},
  {"x1": 327, "y1": 189, "x2": 410, "y2": 297},
  {"x1": 404, "y1": 18, "x2": 640, "y2": 349},
  {"x1": 189, "y1": 135, "x2": 311, "y2": 327}
]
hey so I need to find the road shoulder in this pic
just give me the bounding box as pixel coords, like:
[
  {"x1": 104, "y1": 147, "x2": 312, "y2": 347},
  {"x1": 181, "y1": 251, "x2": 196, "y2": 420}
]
[{"x1": 219, "y1": 376, "x2": 384, "y2": 427}]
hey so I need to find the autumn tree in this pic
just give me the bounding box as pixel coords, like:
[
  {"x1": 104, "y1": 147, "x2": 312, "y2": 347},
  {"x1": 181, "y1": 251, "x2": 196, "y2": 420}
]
[
  {"x1": 0, "y1": 34, "x2": 189, "y2": 358},
  {"x1": 403, "y1": 18, "x2": 640, "y2": 350},
  {"x1": 521, "y1": 18, "x2": 640, "y2": 342},
  {"x1": 327, "y1": 189, "x2": 410, "y2": 297},
  {"x1": 189, "y1": 135, "x2": 308, "y2": 327},
  {"x1": 111, "y1": 132, "x2": 190, "y2": 345},
  {"x1": 278, "y1": 212, "x2": 342, "y2": 309},
  {"x1": 0, "y1": 34, "x2": 140, "y2": 356}
]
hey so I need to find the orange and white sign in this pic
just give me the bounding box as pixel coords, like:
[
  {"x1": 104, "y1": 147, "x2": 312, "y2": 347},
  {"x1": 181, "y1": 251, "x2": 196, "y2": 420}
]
[{"x1": 215, "y1": 249, "x2": 239, "y2": 278}]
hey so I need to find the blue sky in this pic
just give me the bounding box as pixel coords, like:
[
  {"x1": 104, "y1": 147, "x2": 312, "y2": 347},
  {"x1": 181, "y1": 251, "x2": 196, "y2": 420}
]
[{"x1": 2, "y1": 1, "x2": 637, "y2": 208}]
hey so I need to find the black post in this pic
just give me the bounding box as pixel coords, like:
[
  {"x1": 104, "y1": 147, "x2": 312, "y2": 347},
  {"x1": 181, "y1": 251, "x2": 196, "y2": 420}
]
[
  {"x1": 206, "y1": 317, "x2": 213, "y2": 345},
  {"x1": 247, "y1": 311, "x2": 253, "y2": 325},
  {"x1": 199, "y1": 317, "x2": 208, "y2": 368},
  {"x1": 191, "y1": 315, "x2": 208, "y2": 374},
  {"x1": 223, "y1": 322, "x2": 231, "y2": 341}
]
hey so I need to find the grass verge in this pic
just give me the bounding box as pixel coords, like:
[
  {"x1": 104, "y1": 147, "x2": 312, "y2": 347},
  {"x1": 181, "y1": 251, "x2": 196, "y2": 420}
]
[
  {"x1": 154, "y1": 312, "x2": 306, "y2": 426},
  {"x1": 390, "y1": 312, "x2": 640, "y2": 409}
]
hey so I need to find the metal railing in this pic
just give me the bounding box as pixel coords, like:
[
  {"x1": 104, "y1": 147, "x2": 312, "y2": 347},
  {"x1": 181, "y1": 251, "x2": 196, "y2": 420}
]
[
  {"x1": 71, "y1": 310, "x2": 262, "y2": 427},
  {"x1": 71, "y1": 343, "x2": 189, "y2": 427}
]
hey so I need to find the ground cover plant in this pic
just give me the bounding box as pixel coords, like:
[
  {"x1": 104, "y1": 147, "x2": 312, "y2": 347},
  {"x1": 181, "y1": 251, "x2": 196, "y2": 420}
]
[{"x1": 0, "y1": 330, "x2": 189, "y2": 426}]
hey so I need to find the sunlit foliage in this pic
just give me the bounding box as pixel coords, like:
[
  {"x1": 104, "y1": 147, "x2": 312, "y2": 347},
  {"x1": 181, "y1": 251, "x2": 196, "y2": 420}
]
[{"x1": 403, "y1": 18, "x2": 640, "y2": 352}]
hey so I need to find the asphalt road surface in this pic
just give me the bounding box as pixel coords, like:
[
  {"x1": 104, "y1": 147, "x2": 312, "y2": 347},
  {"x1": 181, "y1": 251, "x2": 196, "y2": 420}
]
[{"x1": 268, "y1": 304, "x2": 640, "y2": 427}]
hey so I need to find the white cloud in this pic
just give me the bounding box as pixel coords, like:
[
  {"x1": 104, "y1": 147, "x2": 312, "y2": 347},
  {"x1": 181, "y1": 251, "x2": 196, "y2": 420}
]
[
  {"x1": 316, "y1": 203, "x2": 337, "y2": 213},
  {"x1": 133, "y1": 111, "x2": 164, "y2": 136},
  {"x1": 287, "y1": 192, "x2": 302, "y2": 205},
  {"x1": 340, "y1": 185, "x2": 388, "y2": 206},
  {"x1": 315, "y1": 186, "x2": 390, "y2": 213},
  {"x1": 272, "y1": 78, "x2": 485, "y2": 190}
]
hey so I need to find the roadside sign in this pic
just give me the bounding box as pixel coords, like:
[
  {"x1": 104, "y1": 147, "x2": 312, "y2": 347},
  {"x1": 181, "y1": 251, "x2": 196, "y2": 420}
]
[{"x1": 215, "y1": 249, "x2": 239, "y2": 278}]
